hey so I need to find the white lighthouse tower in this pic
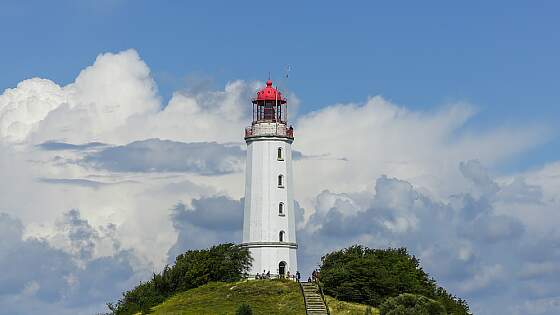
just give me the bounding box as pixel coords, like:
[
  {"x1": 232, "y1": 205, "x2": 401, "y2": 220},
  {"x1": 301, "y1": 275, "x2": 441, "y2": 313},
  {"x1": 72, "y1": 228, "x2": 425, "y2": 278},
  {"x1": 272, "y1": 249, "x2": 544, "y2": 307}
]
[{"x1": 242, "y1": 79, "x2": 297, "y2": 278}]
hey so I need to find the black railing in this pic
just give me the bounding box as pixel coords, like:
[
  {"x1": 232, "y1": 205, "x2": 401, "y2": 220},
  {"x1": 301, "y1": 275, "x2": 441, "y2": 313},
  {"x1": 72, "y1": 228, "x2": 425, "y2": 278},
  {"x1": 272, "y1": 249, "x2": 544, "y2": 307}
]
[
  {"x1": 317, "y1": 281, "x2": 331, "y2": 315},
  {"x1": 244, "y1": 125, "x2": 294, "y2": 139},
  {"x1": 299, "y1": 282, "x2": 309, "y2": 315}
]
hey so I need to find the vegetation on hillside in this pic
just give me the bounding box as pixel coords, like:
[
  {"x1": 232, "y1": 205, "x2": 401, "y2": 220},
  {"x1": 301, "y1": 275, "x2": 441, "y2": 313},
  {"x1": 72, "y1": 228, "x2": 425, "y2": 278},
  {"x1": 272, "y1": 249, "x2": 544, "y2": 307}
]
[
  {"x1": 320, "y1": 246, "x2": 470, "y2": 315},
  {"x1": 150, "y1": 280, "x2": 305, "y2": 315},
  {"x1": 235, "y1": 303, "x2": 253, "y2": 315},
  {"x1": 379, "y1": 293, "x2": 446, "y2": 315},
  {"x1": 107, "y1": 243, "x2": 251, "y2": 315},
  {"x1": 107, "y1": 243, "x2": 470, "y2": 314},
  {"x1": 325, "y1": 295, "x2": 380, "y2": 315}
]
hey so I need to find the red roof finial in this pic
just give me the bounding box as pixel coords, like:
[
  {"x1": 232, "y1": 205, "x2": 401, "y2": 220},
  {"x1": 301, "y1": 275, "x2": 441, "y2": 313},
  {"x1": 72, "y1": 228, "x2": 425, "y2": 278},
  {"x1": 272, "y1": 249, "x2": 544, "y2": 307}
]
[{"x1": 266, "y1": 79, "x2": 273, "y2": 87}]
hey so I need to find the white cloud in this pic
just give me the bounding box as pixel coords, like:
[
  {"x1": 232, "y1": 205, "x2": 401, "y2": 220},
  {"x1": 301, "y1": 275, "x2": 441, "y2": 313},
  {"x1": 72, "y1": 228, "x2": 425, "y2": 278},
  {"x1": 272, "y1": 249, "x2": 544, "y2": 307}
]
[
  {"x1": 0, "y1": 49, "x2": 558, "y2": 315},
  {"x1": 0, "y1": 78, "x2": 65, "y2": 143},
  {"x1": 458, "y1": 264, "x2": 505, "y2": 293},
  {"x1": 293, "y1": 97, "x2": 547, "y2": 213},
  {"x1": 0, "y1": 50, "x2": 160, "y2": 146}
]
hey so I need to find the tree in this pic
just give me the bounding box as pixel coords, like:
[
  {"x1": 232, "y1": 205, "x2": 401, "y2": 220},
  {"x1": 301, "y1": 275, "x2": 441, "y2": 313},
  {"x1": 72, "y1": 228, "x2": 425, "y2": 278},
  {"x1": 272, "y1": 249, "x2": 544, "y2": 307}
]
[
  {"x1": 380, "y1": 293, "x2": 446, "y2": 315},
  {"x1": 319, "y1": 245, "x2": 470, "y2": 314},
  {"x1": 108, "y1": 243, "x2": 252, "y2": 315}
]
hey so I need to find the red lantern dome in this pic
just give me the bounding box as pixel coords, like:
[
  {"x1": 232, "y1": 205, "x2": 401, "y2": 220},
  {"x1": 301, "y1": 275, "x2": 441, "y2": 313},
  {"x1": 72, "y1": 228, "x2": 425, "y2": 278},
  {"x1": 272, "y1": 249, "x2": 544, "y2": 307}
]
[
  {"x1": 253, "y1": 80, "x2": 287, "y2": 104},
  {"x1": 245, "y1": 79, "x2": 293, "y2": 139}
]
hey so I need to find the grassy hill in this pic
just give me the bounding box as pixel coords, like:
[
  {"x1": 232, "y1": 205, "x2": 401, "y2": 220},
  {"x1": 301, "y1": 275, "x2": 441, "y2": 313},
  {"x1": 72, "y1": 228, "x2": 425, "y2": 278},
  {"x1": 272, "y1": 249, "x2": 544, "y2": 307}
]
[
  {"x1": 143, "y1": 279, "x2": 376, "y2": 315},
  {"x1": 325, "y1": 296, "x2": 379, "y2": 315},
  {"x1": 110, "y1": 244, "x2": 465, "y2": 314},
  {"x1": 149, "y1": 279, "x2": 304, "y2": 315}
]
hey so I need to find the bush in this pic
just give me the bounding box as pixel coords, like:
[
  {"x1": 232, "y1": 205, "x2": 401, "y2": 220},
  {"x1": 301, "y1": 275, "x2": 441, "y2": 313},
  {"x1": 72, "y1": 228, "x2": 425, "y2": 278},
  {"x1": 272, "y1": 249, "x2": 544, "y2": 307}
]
[
  {"x1": 320, "y1": 245, "x2": 470, "y2": 314},
  {"x1": 108, "y1": 243, "x2": 252, "y2": 315},
  {"x1": 236, "y1": 303, "x2": 253, "y2": 315},
  {"x1": 380, "y1": 293, "x2": 446, "y2": 315}
]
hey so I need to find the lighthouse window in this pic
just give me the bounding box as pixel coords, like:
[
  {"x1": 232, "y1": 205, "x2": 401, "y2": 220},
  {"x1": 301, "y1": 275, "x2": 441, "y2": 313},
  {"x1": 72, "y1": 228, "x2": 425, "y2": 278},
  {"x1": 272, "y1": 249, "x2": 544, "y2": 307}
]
[
  {"x1": 278, "y1": 175, "x2": 284, "y2": 187},
  {"x1": 279, "y1": 202, "x2": 284, "y2": 215},
  {"x1": 279, "y1": 231, "x2": 285, "y2": 242},
  {"x1": 277, "y1": 147, "x2": 283, "y2": 160}
]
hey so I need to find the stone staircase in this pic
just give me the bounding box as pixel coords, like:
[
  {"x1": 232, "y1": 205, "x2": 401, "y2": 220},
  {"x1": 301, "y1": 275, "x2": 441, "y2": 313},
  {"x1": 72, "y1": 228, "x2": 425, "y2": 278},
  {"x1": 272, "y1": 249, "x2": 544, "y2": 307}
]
[{"x1": 300, "y1": 281, "x2": 329, "y2": 315}]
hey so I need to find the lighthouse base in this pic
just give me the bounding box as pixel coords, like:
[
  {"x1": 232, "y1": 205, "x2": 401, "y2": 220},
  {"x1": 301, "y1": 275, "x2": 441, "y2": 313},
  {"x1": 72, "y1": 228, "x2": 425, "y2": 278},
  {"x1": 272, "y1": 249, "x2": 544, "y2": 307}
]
[{"x1": 241, "y1": 242, "x2": 298, "y2": 279}]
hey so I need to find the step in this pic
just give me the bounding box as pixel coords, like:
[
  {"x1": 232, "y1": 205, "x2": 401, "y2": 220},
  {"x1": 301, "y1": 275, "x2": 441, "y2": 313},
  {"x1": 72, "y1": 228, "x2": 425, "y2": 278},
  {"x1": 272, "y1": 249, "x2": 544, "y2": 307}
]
[{"x1": 300, "y1": 283, "x2": 328, "y2": 315}]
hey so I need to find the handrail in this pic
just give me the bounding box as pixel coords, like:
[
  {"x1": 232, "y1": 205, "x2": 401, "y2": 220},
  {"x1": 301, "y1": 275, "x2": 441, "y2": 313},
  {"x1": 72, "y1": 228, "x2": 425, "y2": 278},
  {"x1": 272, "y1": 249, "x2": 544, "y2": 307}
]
[
  {"x1": 299, "y1": 282, "x2": 309, "y2": 315},
  {"x1": 317, "y1": 281, "x2": 331, "y2": 315}
]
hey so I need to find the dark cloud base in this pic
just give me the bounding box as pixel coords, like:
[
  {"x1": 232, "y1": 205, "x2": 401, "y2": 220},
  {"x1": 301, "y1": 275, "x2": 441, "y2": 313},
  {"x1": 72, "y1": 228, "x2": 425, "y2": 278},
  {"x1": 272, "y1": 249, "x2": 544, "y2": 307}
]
[
  {"x1": 162, "y1": 161, "x2": 560, "y2": 314},
  {"x1": 38, "y1": 141, "x2": 107, "y2": 151},
  {"x1": 83, "y1": 138, "x2": 245, "y2": 175},
  {"x1": 2, "y1": 160, "x2": 559, "y2": 315},
  {"x1": 0, "y1": 211, "x2": 137, "y2": 315}
]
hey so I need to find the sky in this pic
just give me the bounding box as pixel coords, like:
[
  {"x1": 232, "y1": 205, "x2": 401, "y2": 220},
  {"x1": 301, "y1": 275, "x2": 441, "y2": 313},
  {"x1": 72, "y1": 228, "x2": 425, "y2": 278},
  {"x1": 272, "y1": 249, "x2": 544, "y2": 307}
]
[{"x1": 0, "y1": 1, "x2": 559, "y2": 314}]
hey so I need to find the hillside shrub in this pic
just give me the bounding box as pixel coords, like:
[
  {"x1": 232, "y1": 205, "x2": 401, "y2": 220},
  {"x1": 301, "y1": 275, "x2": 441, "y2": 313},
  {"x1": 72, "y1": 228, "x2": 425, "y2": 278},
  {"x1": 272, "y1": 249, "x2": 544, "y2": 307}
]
[
  {"x1": 380, "y1": 293, "x2": 446, "y2": 315},
  {"x1": 320, "y1": 245, "x2": 470, "y2": 314},
  {"x1": 107, "y1": 243, "x2": 252, "y2": 315},
  {"x1": 236, "y1": 303, "x2": 253, "y2": 315}
]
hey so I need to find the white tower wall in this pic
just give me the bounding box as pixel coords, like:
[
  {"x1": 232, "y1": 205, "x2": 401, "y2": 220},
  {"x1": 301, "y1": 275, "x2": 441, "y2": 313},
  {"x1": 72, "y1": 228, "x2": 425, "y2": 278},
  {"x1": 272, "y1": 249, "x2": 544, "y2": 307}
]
[{"x1": 242, "y1": 131, "x2": 298, "y2": 277}]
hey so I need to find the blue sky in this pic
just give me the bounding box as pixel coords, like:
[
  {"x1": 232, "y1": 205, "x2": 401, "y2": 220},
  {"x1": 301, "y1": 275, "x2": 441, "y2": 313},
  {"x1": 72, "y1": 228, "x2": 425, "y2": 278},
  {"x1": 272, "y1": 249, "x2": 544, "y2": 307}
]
[
  {"x1": 1, "y1": 1, "x2": 559, "y2": 171},
  {"x1": 1, "y1": 2, "x2": 560, "y2": 314}
]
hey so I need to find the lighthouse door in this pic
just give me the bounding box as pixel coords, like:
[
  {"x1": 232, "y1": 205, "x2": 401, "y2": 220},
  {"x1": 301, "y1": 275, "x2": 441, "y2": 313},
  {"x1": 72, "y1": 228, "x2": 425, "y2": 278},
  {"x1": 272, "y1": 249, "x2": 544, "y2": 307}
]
[{"x1": 278, "y1": 261, "x2": 286, "y2": 277}]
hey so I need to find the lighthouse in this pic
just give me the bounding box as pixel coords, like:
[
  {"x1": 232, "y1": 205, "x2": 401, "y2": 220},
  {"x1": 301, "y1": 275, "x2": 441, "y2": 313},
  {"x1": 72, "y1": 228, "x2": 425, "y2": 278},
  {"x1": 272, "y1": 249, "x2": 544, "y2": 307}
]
[{"x1": 242, "y1": 79, "x2": 298, "y2": 278}]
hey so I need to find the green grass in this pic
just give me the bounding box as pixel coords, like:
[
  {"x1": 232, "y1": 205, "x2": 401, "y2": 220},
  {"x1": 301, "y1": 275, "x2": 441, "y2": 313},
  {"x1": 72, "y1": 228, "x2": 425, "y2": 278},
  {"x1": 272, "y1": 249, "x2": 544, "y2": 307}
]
[
  {"x1": 149, "y1": 279, "x2": 306, "y2": 315},
  {"x1": 144, "y1": 279, "x2": 376, "y2": 315},
  {"x1": 325, "y1": 296, "x2": 379, "y2": 315}
]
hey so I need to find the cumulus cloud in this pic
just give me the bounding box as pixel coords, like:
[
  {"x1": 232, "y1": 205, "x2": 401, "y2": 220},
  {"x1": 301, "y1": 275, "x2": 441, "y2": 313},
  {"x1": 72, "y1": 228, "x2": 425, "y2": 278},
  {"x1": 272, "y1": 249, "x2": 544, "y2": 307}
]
[
  {"x1": 167, "y1": 196, "x2": 243, "y2": 261},
  {"x1": 82, "y1": 138, "x2": 245, "y2": 175},
  {"x1": 0, "y1": 211, "x2": 138, "y2": 315},
  {"x1": 459, "y1": 214, "x2": 524, "y2": 243},
  {"x1": 56, "y1": 209, "x2": 99, "y2": 260},
  {"x1": 293, "y1": 97, "x2": 548, "y2": 212},
  {"x1": 296, "y1": 160, "x2": 560, "y2": 314},
  {"x1": 0, "y1": 49, "x2": 558, "y2": 315},
  {"x1": 0, "y1": 78, "x2": 66, "y2": 143},
  {"x1": 37, "y1": 178, "x2": 113, "y2": 189},
  {"x1": 460, "y1": 159, "x2": 500, "y2": 197},
  {"x1": 0, "y1": 50, "x2": 160, "y2": 145},
  {"x1": 38, "y1": 141, "x2": 107, "y2": 151}
]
